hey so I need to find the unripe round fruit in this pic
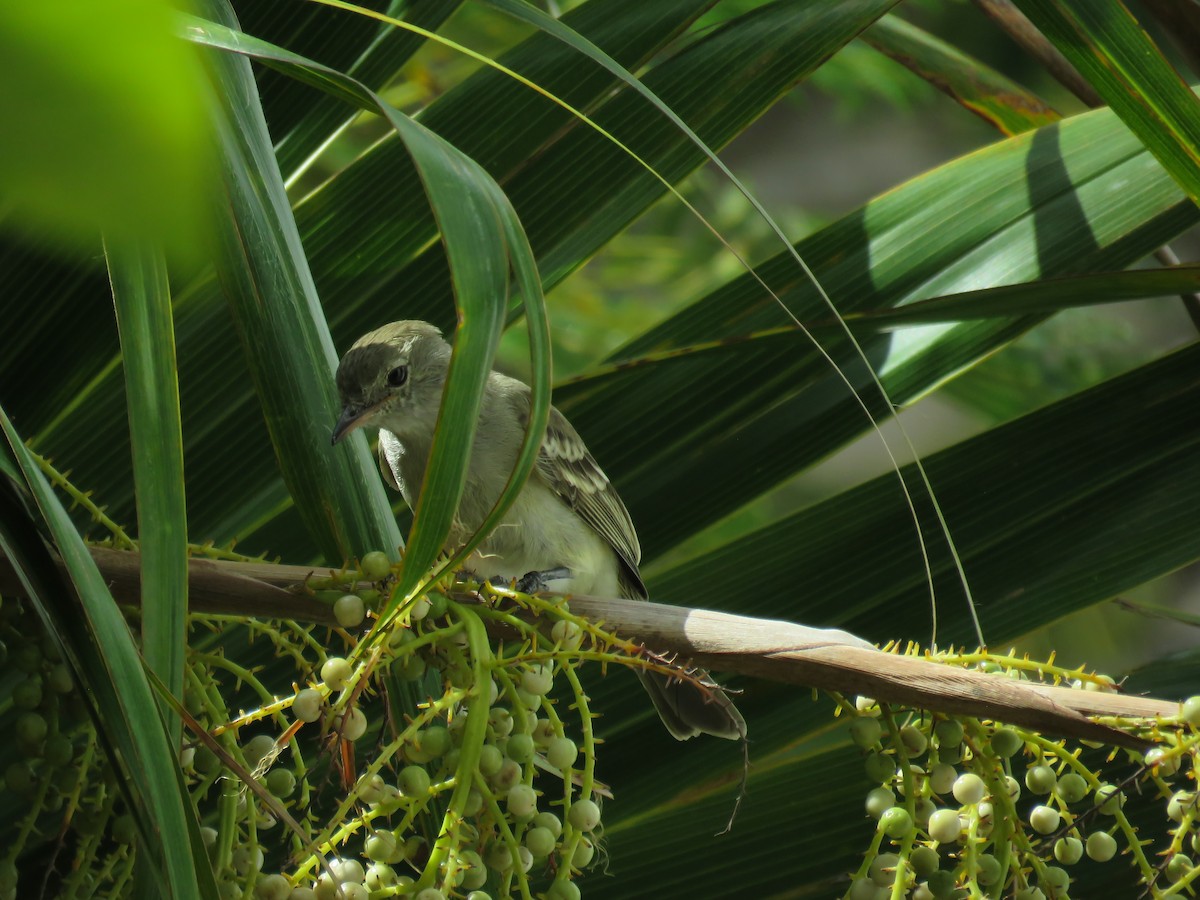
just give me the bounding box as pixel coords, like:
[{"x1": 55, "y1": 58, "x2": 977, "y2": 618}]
[
  {"x1": 928, "y1": 808, "x2": 961, "y2": 844},
  {"x1": 321, "y1": 657, "x2": 352, "y2": 691},
  {"x1": 533, "y1": 811, "x2": 563, "y2": 838},
  {"x1": 1086, "y1": 831, "x2": 1118, "y2": 862},
  {"x1": 1025, "y1": 765, "x2": 1056, "y2": 795},
  {"x1": 490, "y1": 759, "x2": 522, "y2": 792},
  {"x1": 489, "y1": 708, "x2": 514, "y2": 738},
  {"x1": 850, "y1": 717, "x2": 882, "y2": 749},
  {"x1": 292, "y1": 689, "x2": 323, "y2": 723},
  {"x1": 1056, "y1": 772, "x2": 1088, "y2": 804},
  {"x1": 365, "y1": 831, "x2": 397, "y2": 863},
  {"x1": 360, "y1": 551, "x2": 391, "y2": 580},
  {"x1": 1096, "y1": 784, "x2": 1124, "y2": 814},
  {"x1": 869, "y1": 852, "x2": 899, "y2": 887},
  {"x1": 900, "y1": 725, "x2": 928, "y2": 757},
  {"x1": 333, "y1": 594, "x2": 365, "y2": 628},
  {"x1": 415, "y1": 890, "x2": 445, "y2": 900},
  {"x1": 934, "y1": 719, "x2": 963, "y2": 748},
  {"x1": 866, "y1": 787, "x2": 896, "y2": 819},
  {"x1": 520, "y1": 664, "x2": 554, "y2": 696},
  {"x1": 398, "y1": 766, "x2": 430, "y2": 798},
  {"x1": 572, "y1": 837, "x2": 595, "y2": 867},
  {"x1": 880, "y1": 806, "x2": 913, "y2": 839},
  {"x1": 525, "y1": 825, "x2": 556, "y2": 857},
  {"x1": 243, "y1": 734, "x2": 276, "y2": 769},
  {"x1": 990, "y1": 728, "x2": 1023, "y2": 758},
  {"x1": 1029, "y1": 805, "x2": 1059, "y2": 835},
  {"x1": 929, "y1": 763, "x2": 957, "y2": 795},
  {"x1": 910, "y1": 845, "x2": 939, "y2": 876},
  {"x1": 976, "y1": 853, "x2": 1002, "y2": 886},
  {"x1": 331, "y1": 859, "x2": 364, "y2": 884},
  {"x1": 546, "y1": 882, "x2": 581, "y2": 900},
  {"x1": 13, "y1": 676, "x2": 42, "y2": 710},
  {"x1": 255, "y1": 874, "x2": 291, "y2": 900},
  {"x1": 1167, "y1": 854, "x2": 1193, "y2": 883},
  {"x1": 507, "y1": 784, "x2": 538, "y2": 819},
  {"x1": 1167, "y1": 791, "x2": 1196, "y2": 822},
  {"x1": 864, "y1": 752, "x2": 896, "y2": 783},
  {"x1": 1180, "y1": 696, "x2": 1200, "y2": 726},
  {"x1": 925, "y1": 870, "x2": 957, "y2": 899},
  {"x1": 547, "y1": 737, "x2": 578, "y2": 771},
  {"x1": 16, "y1": 712, "x2": 47, "y2": 747},
  {"x1": 568, "y1": 798, "x2": 601, "y2": 832},
  {"x1": 341, "y1": 708, "x2": 368, "y2": 741},
  {"x1": 478, "y1": 744, "x2": 503, "y2": 777},
  {"x1": 410, "y1": 726, "x2": 451, "y2": 763},
  {"x1": 551, "y1": 619, "x2": 583, "y2": 649},
  {"x1": 1041, "y1": 865, "x2": 1069, "y2": 891},
  {"x1": 1145, "y1": 747, "x2": 1181, "y2": 776},
  {"x1": 952, "y1": 773, "x2": 985, "y2": 805},
  {"x1": 506, "y1": 733, "x2": 535, "y2": 765},
  {"x1": 365, "y1": 864, "x2": 396, "y2": 890},
  {"x1": 266, "y1": 768, "x2": 296, "y2": 798},
  {"x1": 1054, "y1": 836, "x2": 1083, "y2": 865}
]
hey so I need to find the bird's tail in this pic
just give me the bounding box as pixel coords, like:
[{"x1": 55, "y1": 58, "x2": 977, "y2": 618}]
[{"x1": 636, "y1": 668, "x2": 746, "y2": 741}]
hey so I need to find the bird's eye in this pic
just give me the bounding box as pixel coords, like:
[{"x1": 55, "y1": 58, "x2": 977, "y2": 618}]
[{"x1": 386, "y1": 365, "x2": 408, "y2": 388}]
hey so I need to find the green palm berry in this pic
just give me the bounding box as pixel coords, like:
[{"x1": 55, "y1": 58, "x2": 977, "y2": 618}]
[
  {"x1": 254, "y1": 874, "x2": 291, "y2": 900},
  {"x1": 990, "y1": 728, "x2": 1023, "y2": 758},
  {"x1": 1086, "y1": 831, "x2": 1117, "y2": 862},
  {"x1": 864, "y1": 752, "x2": 896, "y2": 783},
  {"x1": 42, "y1": 734, "x2": 74, "y2": 769},
  {"x1": 568, "y1": 798, "x2": 601, "y2": 832},
  {"x1": 925, "y1": 869, "x2": 957, "y2": 899},
  {"x1": 491, "y1": 759, "x2": 522, "y2": 792},
  {"x1": 520, "y1": 663, "x2": 555, "y2": 696},
  {"x1": 927, "y1": 809, "x2": 961, "y2": 844},
  {"x1": 934, "y1": 719, "x2": 963, "y2": 748},
  {"x1": 360, "y1": 551, "x2": 391, "y2": 580},
  {"x1": 507, "y1": 784, "x2": 538, "y2": 819},
  {"x1": 1095, "y1": 784, "x2": 1124, "y2": 814},
  {"x1": 1167, "y1": 854, "x2": 1193, "y2": 883},
  {"x1": 869, "y1": 852, "x2": 899, "y2": 887},
  {"x1": 365, "y1": 831, "x2": 398, "y2": 863},
  {"x1": 47, "y1": 664, "x2": 74, "y2": 695},
  {"x1": 341, "y1": 708, "x2": 368, "y2": 741},
  {"x1": 880, "y1": 806, "x2": 913, "y2": 839},
  {"x1": 1041, "y1": 865, "x2": 1069, "y2": 891},
  {"x1": 1054, "y1": 836, "x2": 1083, "y2": 865},
  {"x1": 292, "y1": 689, "x2": 323, "y2": 724},
  {"x1": 850, "y1": 716, "x2": 883, "y2": 749},
  {"x1": 546, "y1": 882, "x2": 581, "y2": 900},
  {"x1": 865, "y1": 787, "x2": 895, "y2": 819},
  {"x1": 231, "y1": 846, "x2": 263, "y2": 876},
  {"x1": 910, "y1": 846, "x2": 939, "y2": 877},
  {"x1": 13, "y1": 676, "x2": 42, "y2": 710},
  {"x1": 1030, "y1": 805, "x2": 1059, "y2": 834},
  {"x1": 320, "y1": 657, "x2": 353, "y2": 691},
  {"x1": 365, "y1": 864, "x2": 396, "y2": 890},
  {"x1": 1168, "y1": 791, "x2": 1196, "y2": 822},
  {"x1": 1144, "y1": 747, "x2": 1181, "y2": 776},
  {"x1": 525, "y1": 825, "x2": 556, "y2": 857},
  {"x1": 547, "y1": 737, "x2": 578, "y2": 771},
  {"x1": 478, "y1": 744, "x2": 503, "y2": 777},
  {"x1": 900, "y1": 725, "x2": 929, "y2": 757},
  {"x1": 929, "y1": 763, "x2": 957, "y2": 795},
  {"x1": 533, "y1": 811, "x2": 563, "y2": 838},
  {"x1": 460, "y1": 851, "x2": 486, "y2": 890},
  {"x1": 1025, "y1": 765, "x2": 1056, "y2": 795},
  {"x1": 398, "y1": 766, "x2": 430, "y2": 798},
  {"x1": 265, "y1": 768, "x2": 296, "y2": 798},
  {"x1": 572, "y1": 837, "x2": 595, "y2": 867},
  {"x1": 415, "y1": 890, "x2": 445, "y2": 900},
  {"x1": 489, "y1": 708, "x2": 514, "y2": 738},
  {"x1": 333, "y1": 594, "x2": 365, "y2": 628},
  {"x1": 952, "y1": 773, "x2": 985, "y2": 805},
  {"x1": 976, "y1": 853, "x2": 1002, "y2": 886},
  {"x1": 16, "y1": 712, "x2": 47, "y2": 747},
  {"x1": 551, "y1": 619, "x2": 583, "y2": 649},
  {"x1": 506, "y1": 733, "x2": 535, "y2": 765},
  {"x1": 1180, "y1": 696, "x2": 1200, "y2": 726},
  {"x1": 1056, "y1": 773, "x2": 1088, "y2": 804}
]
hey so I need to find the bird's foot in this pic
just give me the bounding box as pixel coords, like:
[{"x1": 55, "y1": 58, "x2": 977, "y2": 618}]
[{"x1": 515, "y1": 567, "x2": 572, "y2": 594}]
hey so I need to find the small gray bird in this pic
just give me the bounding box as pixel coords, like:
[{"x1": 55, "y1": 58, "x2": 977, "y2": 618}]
[{"x1": 332, "y1": 320, "x2": 745, "y2": 741}]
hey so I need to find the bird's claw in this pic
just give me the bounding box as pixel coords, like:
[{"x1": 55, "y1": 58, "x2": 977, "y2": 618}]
[{"x1": 515, "y1": 567, "x2": 571, "y2": 594}]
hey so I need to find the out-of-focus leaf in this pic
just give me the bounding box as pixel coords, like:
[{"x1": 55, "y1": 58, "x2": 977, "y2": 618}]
[
  {"x1": 863, "y1": 13, "x2": 1061, "y2": 135},
  {"x1": 0, "y1": 0, "x2": 211, "y2": 254},
  {"x1": 106, "y1": 240, "x2": 188, "y2": 734},
  {"x1": 1011, "y1": 0, "x2": 1200, "y2": 204}
]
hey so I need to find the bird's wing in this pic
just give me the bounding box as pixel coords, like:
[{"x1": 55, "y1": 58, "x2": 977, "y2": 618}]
[
  {"x1": 376, "y1": 431, "x2": 402, "y2": 492},
  {"x1": 511, "y1": 385, "x2": 646, "y2": 598}
]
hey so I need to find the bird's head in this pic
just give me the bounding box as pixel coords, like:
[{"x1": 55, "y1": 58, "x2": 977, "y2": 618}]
[{"x1": 331, "y1": 320, "x2": 452, "y2": 445}]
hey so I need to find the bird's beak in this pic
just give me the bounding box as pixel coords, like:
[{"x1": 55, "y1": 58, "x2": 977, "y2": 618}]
[{"x1": 331, "y1": 406, "x2": 369, "y2": 445}]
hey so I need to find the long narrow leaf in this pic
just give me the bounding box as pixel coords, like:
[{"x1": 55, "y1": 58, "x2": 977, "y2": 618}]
[{"x1": 106, "y1": 239, "x2": 188, "y2": 737}]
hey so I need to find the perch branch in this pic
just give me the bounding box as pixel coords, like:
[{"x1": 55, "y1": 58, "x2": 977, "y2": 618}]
[{"x1": 0, "y1": 548, "x2": 1179, "y2": 747}]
